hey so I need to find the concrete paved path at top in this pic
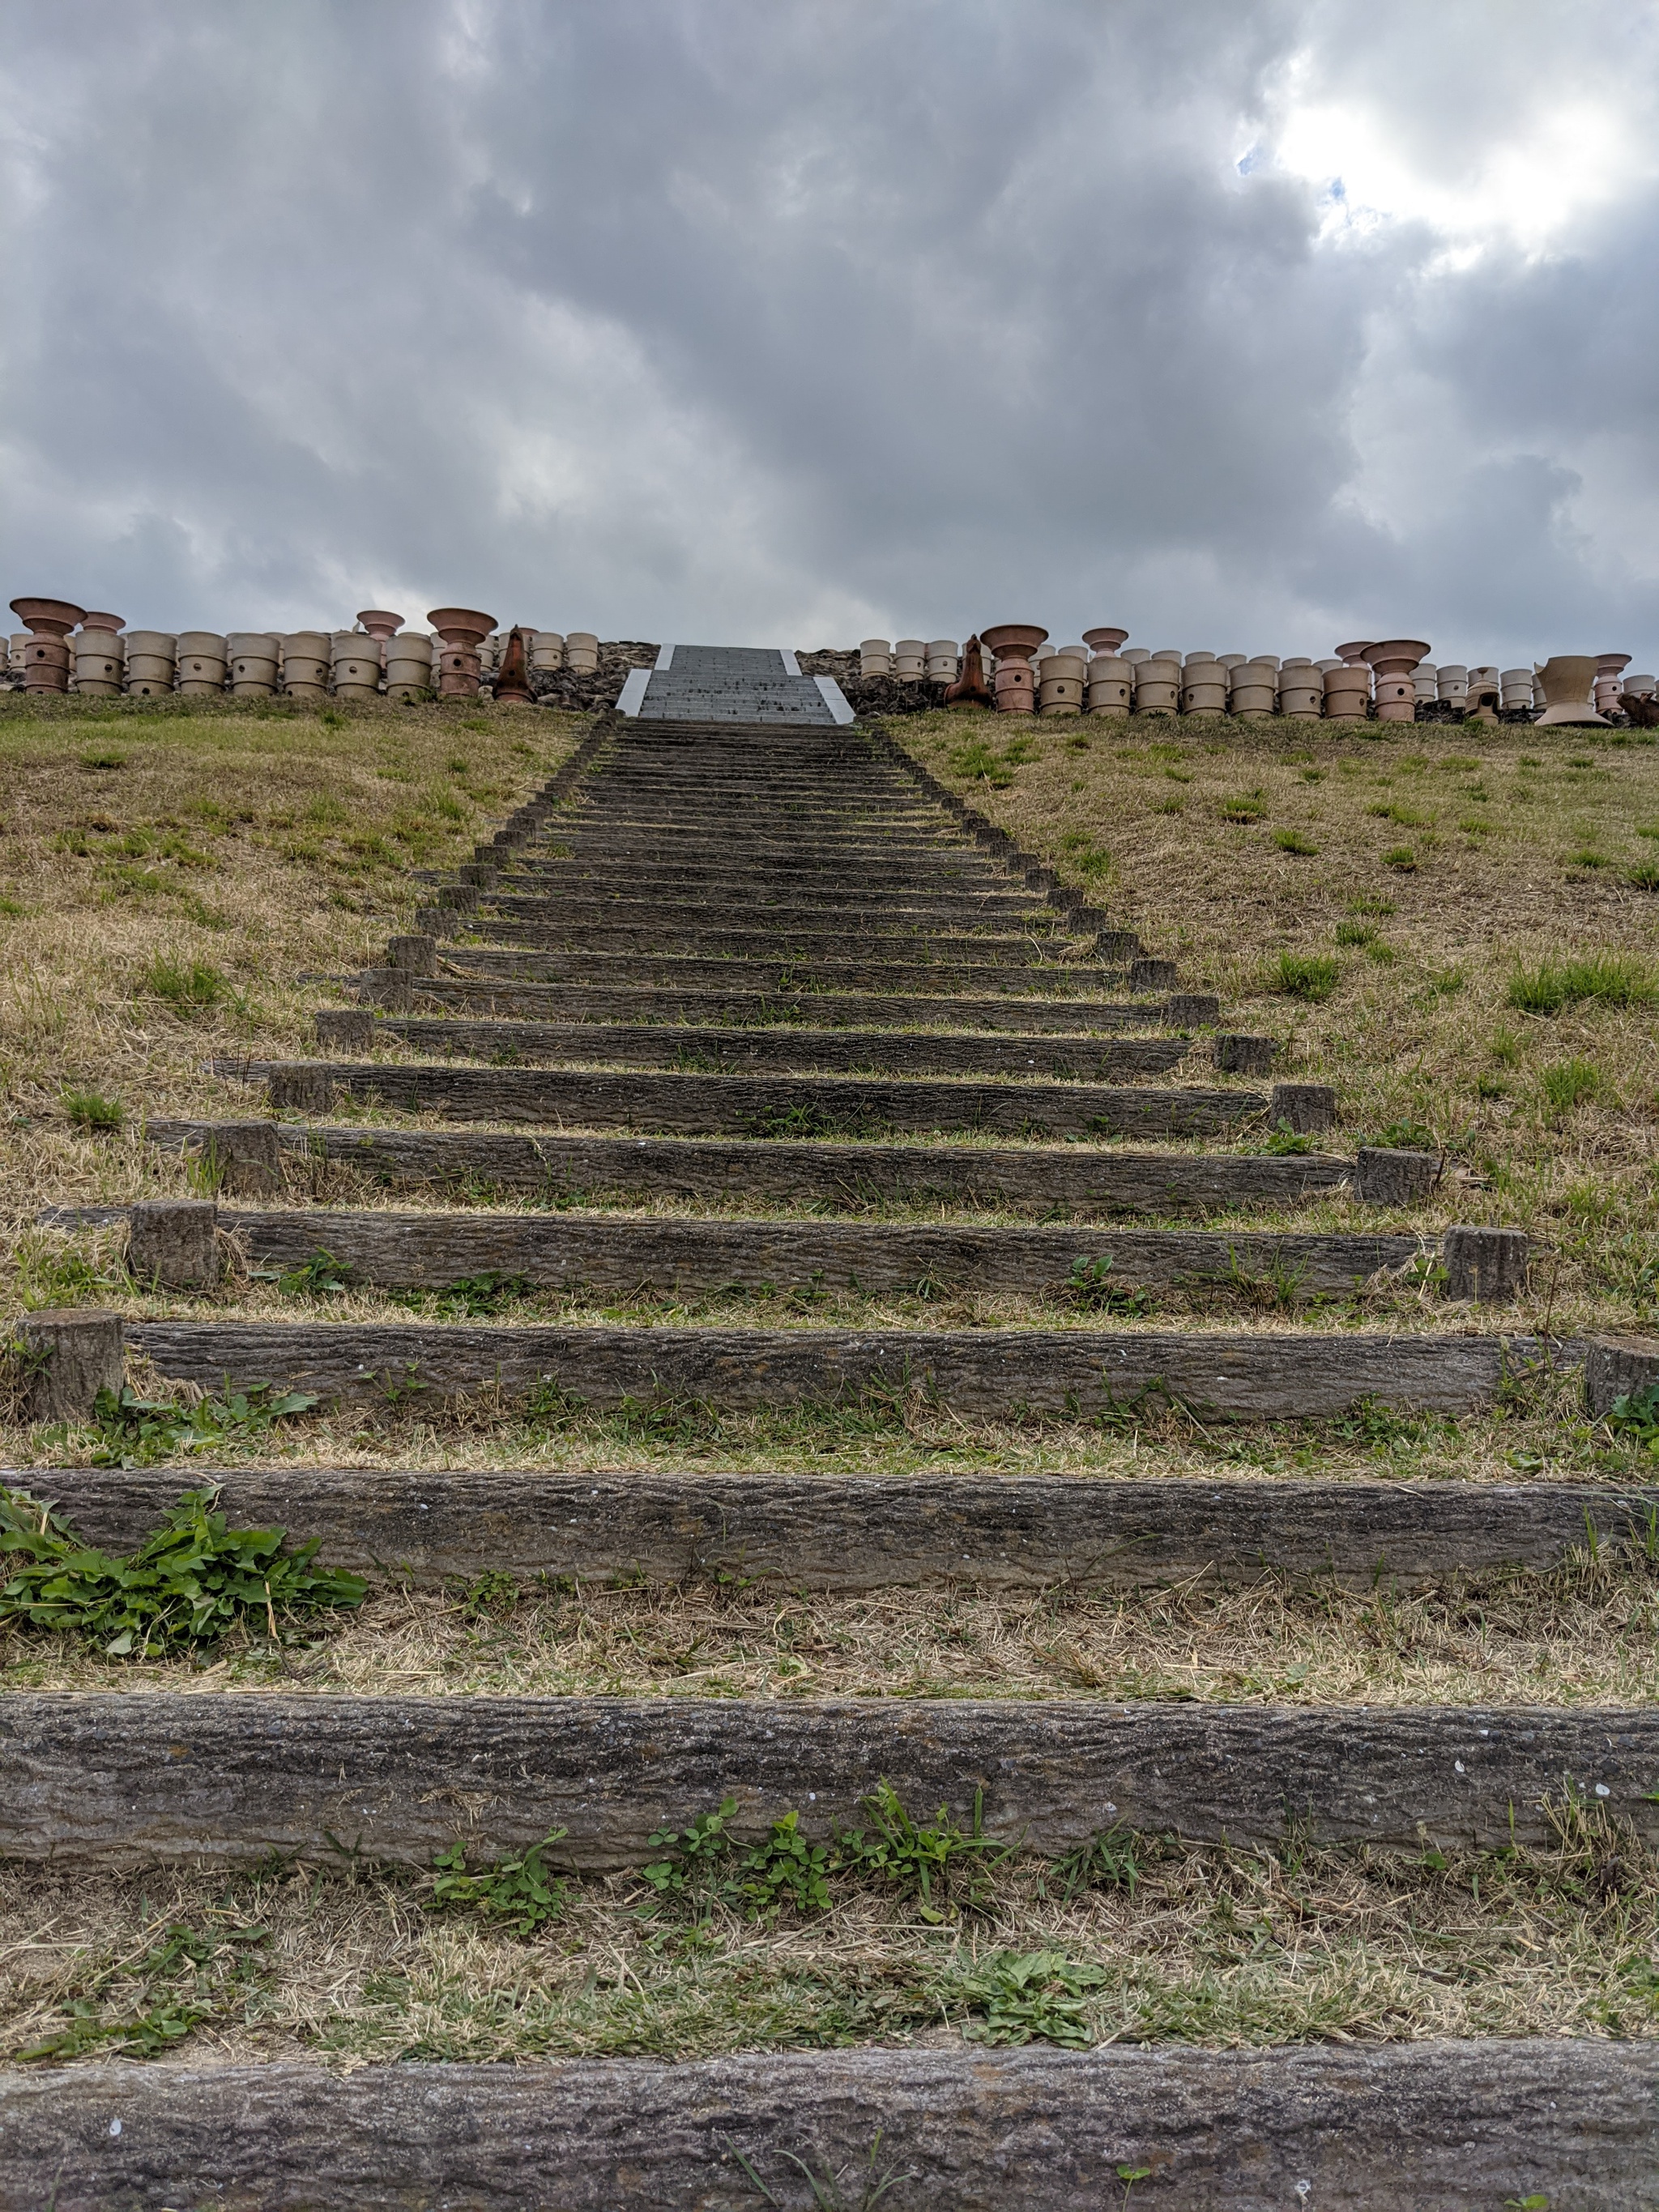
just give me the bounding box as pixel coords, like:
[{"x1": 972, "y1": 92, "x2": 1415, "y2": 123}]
[{"x1": 625, "y1": 645, "x2": 849, "y2": 724}]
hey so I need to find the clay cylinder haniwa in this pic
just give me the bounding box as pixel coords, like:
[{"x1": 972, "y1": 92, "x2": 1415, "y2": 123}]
[
  {"x1": 385, "y1": 631, "x2": 435, "y2": 701},
  {"x1": 1364, "y1": 640, "x2": 1431, "y2": 723},
  {"x1": 73, "y1": 628, "x2": 125, "y2": 698},
  {"x1": 124, "y1": 631, "x2": 176, "y2": 696},
  {"x1": 1132, "y1": 658, "x2": 1180, "y2": 715},
  {"x1": 859, "y1": 638, "x2": 892, "y2": 678},
  {"x1": 892, "y1": 638, "x2": 927, "y2": 682},
  {"x1": 1277, "y1": 660, "x2": 1322, "y2": 718},
  {"x1": 1229, "y1": 661, "x2": 1278, "y2": 718},
  {"x1": 564, "y1": 631, "x2": 600, "y2": 674},
  {"x1": 1180, "y1": 662, "x2": 1228, "y2": 715},
  {"x1": 982, "y1": 624, "x2": 1047, "y2": 714},
  {"x1": 1036, "y1": 653, "x2": 1084, "y2": 714},
  {"x1": 22, "y1": 637, "x2": 71, "y2": 692},
  {"x1": 1086, "y1": 657, "x2": 1131, "y2": 716},
  {"x1": 1323, "y1": 663, "x2": 1371, "y2": 718}
]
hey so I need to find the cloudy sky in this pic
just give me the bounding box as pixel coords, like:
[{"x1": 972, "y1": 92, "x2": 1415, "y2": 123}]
[{"x1": 3, "y1": 0, "x2": 1657, "y2": 665}]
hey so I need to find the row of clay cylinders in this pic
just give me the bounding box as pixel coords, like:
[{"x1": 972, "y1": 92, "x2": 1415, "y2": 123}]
[{"x1": 859, "y1": 638, "x2": 961, "y2": 680}]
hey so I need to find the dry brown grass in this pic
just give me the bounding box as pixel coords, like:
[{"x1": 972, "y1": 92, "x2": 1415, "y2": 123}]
[
  {"x1": 6, "y1": 1538, "x2": 1659, "y2": 1707},
  {"x1": 2, "y1": 1793, "x2": 1654, "y2": 2064},
  {"x1": 0, "y1": 693, "x2": 582, "y2": 1259},
  {"x1": 900, "y1": 707, "x2": 1659, "y2": 1330}
]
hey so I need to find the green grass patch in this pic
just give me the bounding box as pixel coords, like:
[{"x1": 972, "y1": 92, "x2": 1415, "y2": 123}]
[
  {"x1": 142, "y1": 953, "x2": 233, "y2": 1016},
  {"x1": 1508, "y1": 956, "x2": 1658, "y2": 1013},
  {"x1": 1269, "y1": 953, "x2": 1341, "y2": 1001},
  {"x1": 61, "y1": 1088, "x2": 122, "y2": 1132},
  {"x1": 1272, "y1": 829, "x2": 1319, "y2": 855},
  {"x1": 1539, "y1": 1058, "x2": 1614, "y2": 1119}
]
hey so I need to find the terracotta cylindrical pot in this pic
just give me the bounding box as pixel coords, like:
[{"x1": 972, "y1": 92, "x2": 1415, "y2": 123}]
[
  {"x1": 1216, "y1": 652, "x2": 1247, "y2": 670},
  {"x1": 8, "y1": 633, "x2": 31, "y2": 678},
  {"x1": 385, "y1": 631, "x2": 434, "y2": 700},
  {"x1": 1229, "y1": 661, "x2": 1278, "y2": 718},
  {"x1": 1333, "y1": 640, "x2": 1374, "y2": 667},
  {"x1": 79, "y1": 611, "x2": 125, "y2": 635},
  {"x1": 124, "y1": 632, "x2": 175, "y2": 695},
  {"x1": 437, "y1": 647, "x2": 482, "y2": 698},
  {"x1": 1595, "y1": 652, "x2": 1631, "y2": 717},
  {"x1": 176, "y1": 633, "x2": 227, "y2": 695},
  {"x1": 1133, "y1": 658, "x2": 1180, "y2": 715},
  {"x1": 74, "y1": 629, "x2": 125, "y2": 682},
  {"x1": 1499, "y1": 668, "x2": 1535, "y2": 710},
  {"x1": 530, "y1": 631, "x2": 565, "y2": 671},
  {"x1": 1363, "y1": 639, "x2": 1431, "y2": 722},
  {"x1": 10, "y1": 597, "x2": 85, "y2": 638},
  {"x1": 1412, "y1": 663, "x2": 1439, "y2": 703},
  {"x1": 1081, "y1": 626, "x2": 1129, "y2": 657},
  {"x1": 1323, "y1": 665, "x2": 1371, "y2": 718},
  {"x1": 925, "y1": 639, "x2": 960, "y2": 680},
  {"x1": 892, "y1": 637, "x2": 927, "y2": 681},
  {"x1": 331, "y1": 637, "x2": 382, "y2": 693},
  {"x1": 22, "y1": 637, "x2": 72, "y2": 691},
  {"x1": 356, "y1": 609, "x2": 403, "y2": 641},
  {"x1": 983, "y1": 624, "x2": 1047, "y2": 714},
  {"x1": 859, "y1": 638, "x2": 892, "y2": 678},
  {"x1": 1085, "y1": 658, "x2": 1131, "y2": 715},
  {"x1": 1278, "y1": 665, "x2": 1323, "y2": 718},
  {"x1": 1180, "y1": 656, "x2": 1226, "y2": 713},
  {"x1": 564, "y1": 629, "x2": 599, "y2": 674},
  {"x1": 992, "y1": 664, "x2": 1035, "y2": 713},
  {"x1": 1436, "y1": 663, "x2": 1467, "y2": 705},
  {"x1": 1121, "y1": 646, "x2": 1150, "y2": 665},
  {"x1": 1534, "y1": 656, "x2": 1604, "y2": 726},
  {"x1": 1623, "y1": 672, "x2": 1657, "y2": 700},
  {"x1": 1036, "y1": 654, "x2": 1083, "y2": 714}
]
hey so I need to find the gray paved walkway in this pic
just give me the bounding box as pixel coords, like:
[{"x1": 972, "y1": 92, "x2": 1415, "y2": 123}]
[{"x1": 636, "y1": 645, "x2": 839, "y2": 722}]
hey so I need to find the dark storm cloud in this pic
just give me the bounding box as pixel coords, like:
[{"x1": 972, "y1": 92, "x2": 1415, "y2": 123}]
[{"x1": 2, "y1": 0, "x2": 1656, "y2": 663}]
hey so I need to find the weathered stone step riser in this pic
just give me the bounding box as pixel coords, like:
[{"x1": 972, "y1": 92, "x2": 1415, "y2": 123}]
[
  {"x1": 121, "y1": 1200, "x2": 1446, "y2": 1297},
  {"x1": 313, "y1": 1016, "x2": 1197, "y2": 1082},
  {"x1": 8, "y1": 2046, "x2": 1651, "y2": 2212},
  {"x1": 3, "y1": 1692, "x2": 1648, "y2": 1863},
  {"x1": 460, "y1": 922, "x2": 1094, "y2": 964},
  {"x1": 489, "y1": 887, "x2": 1060, "y2": 924},
  {"x1": 36, "y1": 1468, "x2": 1647, "y2": 1590},
  {"x1": 361, "y1": 977, "x2": 1207, "y2": 1036},
  {"x1": 124, "y1": 1316, "x2": 1558, "y2": 1418},
  {"x1": 258, "y1": 1063, "x2": 1272, "y2": 1138},
  {"x1": 149, "y1": 1119, "x2": 1424, "y2": 1215},
  {"x1": 415, "y1": 950, "x2": 1139, "y2": 999}
]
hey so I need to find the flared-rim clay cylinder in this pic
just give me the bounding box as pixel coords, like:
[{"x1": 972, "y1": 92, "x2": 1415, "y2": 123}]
[
  {"x1": 1364, "y1": 638, "x2": 1431, "y2": 722},
  {"x1": 1535, "y1": 656, "x2": 1605, "y2": 727}
]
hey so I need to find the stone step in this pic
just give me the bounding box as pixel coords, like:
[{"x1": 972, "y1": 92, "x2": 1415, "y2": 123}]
[
  {"x1": 315, "y1": 1016, "x2": 1199, "y2": 1083},
  {"x1": 3, "y1": 1688, "x2": 1645, "y2": 1864},
  {"x1": 416, "y1": 948, "x2": 1134, "y2": 997},
  {"x1": 123, "y1": 1313, "x2": 1555, "y2": 1417},
  {"x1": 117, "y1": 1198, "x2": 1444, "y2": 1298},
  {"x1": 479, "y1": 863, "x2": 1064, "y2": 908},
  {"x1": 251, "y1": 1059, "x2": 1274, "y2": 1138},
  {"x1": 39, "y1": 1465, "x2": 1640, "y2": 1590},
  {"x1": 488, "y1": 883, "x2": 1059, "y2": 923},
  {"x1": 149, "y1": 1119, "x2": 1428, "y2": 1213},
  {"x1": 363, "y1": 975, "x2": 1215, "y2": 1035},
  {"x1": 9, "y1": 2044, "x2": 1647, "y2": 2211},
  {"x1": 463, "y1": 915, "x2": 1079, "y2": 961}
]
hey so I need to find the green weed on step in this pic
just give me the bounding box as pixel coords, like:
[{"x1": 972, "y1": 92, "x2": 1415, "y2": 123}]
[{"x1": 0, "y1": 1483, "x2": 363, "y2": 1656}]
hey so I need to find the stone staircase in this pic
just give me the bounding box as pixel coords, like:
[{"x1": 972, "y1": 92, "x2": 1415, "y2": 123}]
[{"x1": 10, "y1": 699, "x2": 1659, "y2": 2201}]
